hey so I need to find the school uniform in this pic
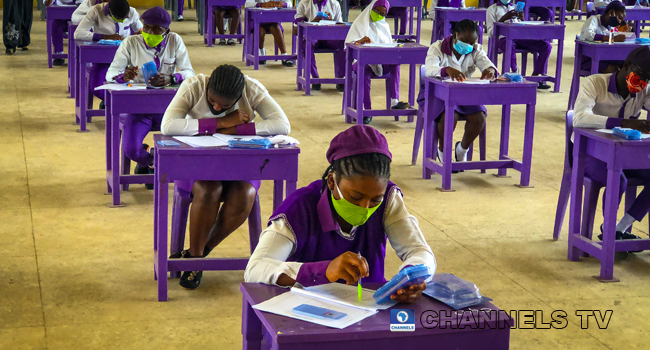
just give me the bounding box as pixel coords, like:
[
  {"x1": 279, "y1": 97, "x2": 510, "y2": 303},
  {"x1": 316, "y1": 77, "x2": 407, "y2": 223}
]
[
  {"x1": 161, "y1": 74, "x2": 292, "y2": 193},
  {"x1": 579, "y1": 14, "x2": 624, "y2": 72},
  {"x1": 429, "y1": 0, "x2": 465, "y2": 41},
  {"x1": 72, "y1": 0, "x2": 101, "y2": 22},
  {"x1": 244, "y1": 0, "x2": 293, "y2": 30},
  {"x1": 106, "y1": 32, "x2": 194, "y2": 168},
  {"x1": 74, "y1": 3, "x2": 142, "y2": 99},
  {"x1": 573, "y1": 73, "x2": 650, "y2": 222},
  {"x1": 45, "y1": 0, "x2": 81, "y2": 55},
  {"x1": 486, "y1": 1, "x2": 551, "y2": 76},
  {"x1": 523, "y1": 1, "x2": 554, "y2": 22},
  {"x1": 294, "y1": 0, "x2": 345, "y2": 79}
]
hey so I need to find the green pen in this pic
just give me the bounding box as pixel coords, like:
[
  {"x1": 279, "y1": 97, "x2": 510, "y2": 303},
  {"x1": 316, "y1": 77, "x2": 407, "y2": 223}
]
[{"x1": 358, "y1": 251, "x2": 363, "y2": 301}]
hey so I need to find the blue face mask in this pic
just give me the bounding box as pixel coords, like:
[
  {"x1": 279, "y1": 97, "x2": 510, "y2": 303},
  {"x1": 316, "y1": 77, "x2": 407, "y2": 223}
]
[
  {"x1": 453, "y1": 39, "x2": 474, "y2": 55},
  {"x1": 499, "y1": 0, "x2": 510, "y2": 5}
]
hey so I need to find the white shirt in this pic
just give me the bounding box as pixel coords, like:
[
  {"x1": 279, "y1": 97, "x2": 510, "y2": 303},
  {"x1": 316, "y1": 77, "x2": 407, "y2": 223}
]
[
  {"x1": 594, "y1": 1, "x2": 612, "y2": 7},
  {"x1": 486, "y1": 2, "x2": 515, "y2": 38},
  {"x1": 161, "y1": 74, "x2": 291, "y2": 136},
  {"x1": 44, "y1": 0, "x2": 80, "y2": 6},
  {"x1": 345, "y1": 1, "x2": 392, "y2": 44},
  {"x1": 428, "y1": 0, "x2": 465, "y2": 14},
  {"x1": 580, "y1": 15, "x2": 612, "y2": 42},
  {"x1": 72, "y1": 0, "x2": 102, "y2": 22},
  {"x1": 425, "y1": 38, "x2": 496, "y2": 78},
  {"x1": 106, "y1": 33, "x2": 195, "y2": 84},
  {"x1": 74, "y1": 3, "x2": 143, "y2": 41},
  {"x1": 244, "y1": 190, "x2": 437, "y2": 286},
  {"x1": 244, "y1": 0, "x2": 293, "y2": 9},
  {"x1": 295, "y1": 0, "x2": 342, "y2": 23},
  {"x1": 574, "y1": 73, "x2": 650, "y2": 130}
]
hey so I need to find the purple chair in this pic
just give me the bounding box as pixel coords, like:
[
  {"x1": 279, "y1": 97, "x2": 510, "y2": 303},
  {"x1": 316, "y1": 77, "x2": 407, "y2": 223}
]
[
  {"x1": 411, "y1": 66, "x2": 486, "y2": 166},
  {"x1": 168, "y1": 186, "x2": 262, "y2": 279},
  {"x1": 487, "y1": 36, "x2": 541, "y2": 78},
  {"x1": 117, "y1": 116, "x2": 157, "y2": 191},
  {"x1": 343, "y1": 69, "x2": 394, "y2": 124},
  {"x1": 205, "y1": 7, "x2": 244, "y2": 47}
]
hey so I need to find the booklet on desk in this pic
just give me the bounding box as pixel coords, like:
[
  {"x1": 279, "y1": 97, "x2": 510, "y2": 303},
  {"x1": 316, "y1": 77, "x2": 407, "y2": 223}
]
[
  {"x1": 173, "y1": 134, "x2": 300, "y2": 148},
  {"x1": 253, "y1": 283, "x2": 397, "y2": 329}
]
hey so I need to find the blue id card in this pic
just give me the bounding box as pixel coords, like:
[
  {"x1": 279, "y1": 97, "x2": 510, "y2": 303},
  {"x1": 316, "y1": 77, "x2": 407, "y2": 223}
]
[
  {"x1": 292, "y1": 304, "x2": 347, "y2": 320},
  {"x1": 157, "y1": 140, "x2": 181, "y2": 146}
]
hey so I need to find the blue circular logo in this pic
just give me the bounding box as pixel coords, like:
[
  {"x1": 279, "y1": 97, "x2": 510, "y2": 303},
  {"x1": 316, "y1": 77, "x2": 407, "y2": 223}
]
[{"x1": 396, "y1": 311, "x2": 409, "y2": 323}]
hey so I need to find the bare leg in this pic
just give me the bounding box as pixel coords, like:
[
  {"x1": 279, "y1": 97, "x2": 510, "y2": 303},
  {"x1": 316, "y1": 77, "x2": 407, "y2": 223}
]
[
  {"x1": 215, "y1": 9, "x2": 226, "y2": 35},
  {"x1": 437, "y1": 111, "x2": 460, "y2": 151},
  {"x1": 204, "y1": 181, "x2": 257, "y2": 250},
  {"x1": 189, "y1": 181, "x2": 223, "y2": 257},
  {"x1": 461, "y1": 112, "x2": 486, "y2": 149},
  {"x1": 268, "y1": 24, "x2": 287, "y2": 54},
  {"x1": 603, "y1": 65, "x2": 620, "y2": 74},
  {"x1": 259, "y1": 26, "x2": 266, "y2": 49},
  {"x1": 228, "y1": 9, "x2": 240, "y2": 35}
]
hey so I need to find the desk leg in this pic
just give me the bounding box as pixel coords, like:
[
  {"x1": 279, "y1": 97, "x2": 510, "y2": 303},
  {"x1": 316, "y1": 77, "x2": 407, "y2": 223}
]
[
  {"x1": 422, "y1": 82, "x2": 433, "y2": 180},
  {"x1": 497, "y1": 105, "x2": 511, "y2": 178},
  {"x1": 356, "y1": 63, "x2": 365, "y2": 125},
  {"x1": 635, "y1": 20, "x2": 641, "y2": 40},
  {"x1": 598, "y1": 165, "x2": 621, "y2": 282},
  {"x1": 47, "y1": 19, "x2": 53, "y2": 68},
  {"x1": 296, "y1": 26, "x2": 303, "y2": 92},
  {"x1": 273, "y1": 180, "x2": 284, "y2": 210},
  {"x1": 439, "y1": 101, "x2": 454, "y2": 192},
  {"x1": 156, "y1": 177, "x2": 169, "y2": 301},
  {"x1": 254, "y1": 21, "x2": 260, "y2": 70},
  {"x1": 416, "y1": 6, "x2": 421, "y2": 43},
  {"x1": 343, "y1": 48, "x2": 352, "y2": 120},
  {"x1": 305, "y1": 35, "x2": 312, "y2": 95},
  {"x1": 286, "y1": 180, "x2": 297, "y2": 198},
  {"x1": 105, "y1": 92, "x2": 112, "y2": 194},
  {"x1": 518, "y1": 103, "x2": 535, "y2": 188},
  {"x1": 568, "y1": 134, "x2": 586, "y2": 262},
  {"x1": 560, "y1": 7, "x2": 565, "y2": 25},
  {"x1": 242, "y1": 298, "x2": 263, "y2": 350},
  {"x1": 78, "y1": 59, "x2": 89, "y2": 132},
  {"x1": 503, "y1": 37, "x2": 513, "y2": 75},
  {"x1": 110, "y1": 94, "x2": 124, "y2": 207},
  {"x1": 553, "y1": 39, "x2": 563, "y2": 93},
  {"x1": 408, "y1": 63, "x2": 415, "y2": 122},
  {"x1": 567, "y1": 44, "x2": 580, "y2": 110}
]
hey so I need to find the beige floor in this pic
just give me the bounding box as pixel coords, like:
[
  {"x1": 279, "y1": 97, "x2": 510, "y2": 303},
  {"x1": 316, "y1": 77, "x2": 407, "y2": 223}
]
[{"x1": 2, "y1": 7, "x2": 650, "y2": 350}]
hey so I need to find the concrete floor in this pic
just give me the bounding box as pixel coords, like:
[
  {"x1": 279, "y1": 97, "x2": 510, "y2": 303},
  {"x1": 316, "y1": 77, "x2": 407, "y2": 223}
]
[{"x1": 2, "y1": 8, "x2": 650, "y2": 350}]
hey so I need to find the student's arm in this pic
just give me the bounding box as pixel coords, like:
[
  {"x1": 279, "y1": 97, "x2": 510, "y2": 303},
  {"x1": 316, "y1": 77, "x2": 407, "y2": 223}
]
[
  {"x1": 428, "y1": 0, "x2": 438, "y2": 13},
  {"x1": 332, "y1": 1, "x2": 343, "y2": 22},
  {"x1": 172, "y1": 36, "x2": 195, "y2": 84},
  {"x1": 293, "y1": 1, "x2": 308, "y2": 24},
  {"x1": 580, "y1": 16, "x2": 602, "y2": 41},
  {"x1": 160, "y1": 80, "x2": 201, "y2": 135},
  {"x1": 424, "y1": 43, "x2": 447, "y2": 78},
  {"x1": 246, "y1": 80, "x2": 292, "y2": 136},
  {"x1": 473, "y1": 45, "x2": 498, "y2": 75},
  {"x1": 74, "y1": 8, "x2": 101, "y2": 41},
  {"x1": 72, "y1": 0, "x2": 90, "y2": 22},
  {"x1": 245, "y1": 0, "x2": 261, "y2": 8},
  {"x1": 129, "y1": 9, "x2": 143, "y2": 34},
  {"x1": 280, "y1": 0, "x2": 292, "y2": 9},
  {"x1": 105, "y1": 40, "x2": 131, "y2": 83},
  {"x1": 573, "y1": 78, "x2": 619, "y2": 129},
  {"x1": 485, "y1": 6, "x2": 497, "y2": 37},
  {"x1": 384, "y1": 191, "x2": 437, "y2": 275}
]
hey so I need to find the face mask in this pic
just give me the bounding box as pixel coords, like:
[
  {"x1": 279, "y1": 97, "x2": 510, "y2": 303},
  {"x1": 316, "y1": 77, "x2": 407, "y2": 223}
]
[
  {"x1": 608, "y1": 16, "x2": 620, "y2": 27},
  {"x1": 370, "y1": 11, "x2": 385, "y2": 22},
  {"x1": 626, "y1": 72, "x2": 648, "y2": 94},
  {"x1": 499, "y1": 0, "x2": 510, "y2": 5},
  {"x1": 142, "y1": 32, "x2": 164, "y2": 48},
  {"x1": 330, "y1": 179, "x2": 382, "y2": 227},
  {"x1": 111, "y1": 15, "x2": 125, "y2": 23},
  {"x1": 207, "y1": 93, "x2": 241, "y2": 115},
  {"x1": 453, "y1": 39, "x2": 474, "y2": 55}
]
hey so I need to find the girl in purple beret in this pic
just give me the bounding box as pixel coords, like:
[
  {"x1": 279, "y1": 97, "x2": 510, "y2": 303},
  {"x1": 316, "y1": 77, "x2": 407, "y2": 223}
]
[{"x1": 245, "y1": 125, "x2": 436, "y2": 304}]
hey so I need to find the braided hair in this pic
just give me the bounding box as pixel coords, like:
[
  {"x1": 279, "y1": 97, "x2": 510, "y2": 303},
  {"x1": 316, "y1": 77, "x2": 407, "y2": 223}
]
[
  {"x1": 452, "y1": 19, "x2": 479, "y2": 36},
  {"x1": 321, "y1": 153, "x2": 391, "y2": 189},
  {"x1": 109, "y1": 0, "x2": 131, "y2": 19},
  {"x1": 207, "y1": 64, "x2": 246, "y2": 100}
]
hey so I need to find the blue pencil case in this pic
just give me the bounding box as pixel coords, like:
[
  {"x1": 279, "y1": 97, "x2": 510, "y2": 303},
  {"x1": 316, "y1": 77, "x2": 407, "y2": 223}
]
[
  {"x1": 141, "y1": 61, "x2": 161, "y2": 88},
  {"x1": 97, "y1": 39, "x2": 122, "y2": 46},
  {"x1": 613, "y1": 127, "x2": 642, "y2": 140},
  {"x1": 228, "y1": 138, "x2": 272, "y2": 149},
  {"x1": 515, "y1": 1, "x2": 525, "y2": 12},
  {"x1": 316, "y1": 11, "x2": 328, "y2": 18},
  {"x1": 635, "y1": 38, "x2": 650, "y2": 45},
  {"x1": 373, "y1": 264, "x2": 431, "y2": 304}
]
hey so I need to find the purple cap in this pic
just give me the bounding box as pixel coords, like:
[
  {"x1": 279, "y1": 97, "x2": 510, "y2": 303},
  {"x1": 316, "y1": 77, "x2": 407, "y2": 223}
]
[
  {"x1": 626, "y1": 46, "x2": 650, "y2": 72},
  {"x1": 141, "y1": 6, "x2": 171, "y2": 28},
  {"x1": 604, "y1": 1, "x2": 625, "y2": 14},
  {"x1": 326, "y1": 126, "x2": 392, "y2": 163},
  {"x1": 373, "y1": 0, "x2": 390, "y2": 12}
]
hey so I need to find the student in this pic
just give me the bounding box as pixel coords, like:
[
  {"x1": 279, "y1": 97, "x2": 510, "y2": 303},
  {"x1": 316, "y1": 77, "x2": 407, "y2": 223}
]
[
  {"x1": 244, "y1": 125, "x2": 436, "y2": 304},
  {"x1": 74, "y1": 0, "x2": 142, "y2": 106},
  {"x1": 521, "y1": 2, "x2": 554, "y2": 23},
  {"x1": 387, "y1": 5, "x2": 408, "y2": 40},
  {"x1": 213, "y1": 5, "x2": 241, "y2": 45},
  {"x1": 44, "y1": 0, "x2": 80, "y2": 66},
  {"x1": 573, "y1": 46, "x2": 650, "y2": 249},
  {"x1": 3, "y1": 0, "x2": 33, "y2": 54},
  {"x1": 580, "y1": 1, "x2": 627, "y2": 73},
  {"x1": 72, "y1": 0, "x2": 109, "y2": 23},
  {"x1": 105, "y1": 6, "x2": 194, "y2": 189},
  {"x1": 422, "y1": 19, "x2": 497, "y2": 166},
  {"x1": 346, "y1": 0, "x2": 410, "y2": 124},
  {"x1": 428, "y1": 0, "x2": 465, "y2": 42},
  {"x1": 161, "y1": 64, "x2": 291, "y2": 289},
  {"x1": 486, "y1": 0, "x2": 552, "y2": 90},
  {"x1": 294, "y1": 0, "x2": 345, "y2": 91},
  {"x1": 244, "y1": 0, "x2": 294, "y2": 66},
  {"x1": 177, "y1": 0, "x2": 185, "y2": 21}
]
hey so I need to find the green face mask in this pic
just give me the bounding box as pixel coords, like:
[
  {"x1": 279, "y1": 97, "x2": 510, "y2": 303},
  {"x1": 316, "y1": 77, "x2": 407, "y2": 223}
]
[
  {"x1": 330, "y1": 180, "x2": 382, "y2": 227},
  {"x1": 112, "y1": 15, "x2": 125, "y2": 23},
  {"x1": 370, "y1": 11, "x2": 385, "y2": 22},
  {"x1": 142, "y1": 32, "x2": 164, "y2": 48}
]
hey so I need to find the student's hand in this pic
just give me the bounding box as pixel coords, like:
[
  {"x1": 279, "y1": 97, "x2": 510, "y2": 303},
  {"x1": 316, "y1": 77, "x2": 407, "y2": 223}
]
[
  {"x1": 215, "y1": 126, "x2": 238, "y2": 135},
  {"x1": 480, "y1": 68, "x2": 495, "y2": 80},
  {"x1": 45, "y1": 0, "x2": 54, "y2": 6},
  {"x1": 326, "y1": 12, "x2": 332, "y2": 20},
  {"x1": 499, "y1": 10, "x2": 518, "y2": 22},
  {"x1": 613, "y1": 34, "x2": 627, "y2": 43},
  {"x1": 390, "y1": 281, "x2": 427, "y2": 304},
  {"x1": 326, "y1": 251, "x2": 370, "y2": 285},
  {"x1": 355, "y1": 36, "x2": 372, "y2": 45},
  {"x1": 446, "y1": 67, "x2": 466, "y2": 82},
  {"x1": 222, "y1": 110, "x2": 251, "y2": 128},
  {"x1": 260, "y1": 2, "x2": 276, "y2": 8},
  {"x1": 517, "y1": 11, "x2": 525, "y2": 21},
  {"x1": 122, "y1": 65, "x2": 139, "y2": 81},
  {"x1": 102, "y1": 33, "x2": 124, "y2": 40},
  {"x1": 311, "y1": 16, "x2": 323, "y2": 22},
  {"x1": 621, "y1": 119, "x2": 650, "y2": 133},
  {"x1": 149, "y1": 74, "x2": 172, "y2": 87}
]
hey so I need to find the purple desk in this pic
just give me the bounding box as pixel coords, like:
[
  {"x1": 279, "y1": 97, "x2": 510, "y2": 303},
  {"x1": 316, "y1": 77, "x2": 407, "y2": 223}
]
[
  {"x1": 569, "y1": 128, "x2": 650, "y2": 281},
  {"x1": 523, "y1": 0, "x2": 566, "y2": 24},
  {"x1": 386, "y1": 0, "x2": 422, "y2": 43},
  {"x1": 343, "y1": 43, "x2": 427, "y2": 125},
  {"x1": 153, "y1": 135, "x2": 300, "y2": 301},
  {"x1": 67, "y1": 22, "x2": 78, "y2": 98},
  {"x1": 296, "y1": 22, "x2": 350, "y2": 95},
  {"x1": 422, "y1": 78, "x2": 537, "y2": 191},
  {"x1": 104, "y1": 88, "x2": 179, "y2": 207},
  {"x1": 567, "y1": 40, "x2": 642, "y2": 110},
  {"x1": 431, "y1": 8, "x2": 486, "y2": 45},
  {"x1": 244, "y1": 8, "x2": 297, "y2": 70},
  {"x1": 621, "y1": 7, "x2": 650, "y2": 39},
  {"x1": 74, "y1": 40, "x2": 119, "y2": 132},
  {"x1": 240, "y1": 283, "x2": 513, "y2": 350},
  {"x1": 492, "y1": 22, "x2": 565, "y2": 93},
  {"x1": 203, "y1": 0, "x2": 245, "y2": 47},
  {"x1": 46, "y1": 5, "x2": 76, "y2": 68}
]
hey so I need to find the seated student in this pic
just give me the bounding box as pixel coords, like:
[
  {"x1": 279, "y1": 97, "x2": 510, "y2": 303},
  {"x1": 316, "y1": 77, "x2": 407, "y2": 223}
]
[
  {"x1": 520, "y1": 1, "x2": 554, "y2": 23},
  {"x1": 345, "y1": 0, "x2": 410, "y2": 124},
  {"x1": 44, "y1": 0, "x2": 80, "y2": 66},
  {"x1": 573, "y1": 46, "x2": 650, "y2": 248},
  {"x1": 72, "y1": 0, "x2": 108, "y2": 23},
  {"x1": 422, "y1": 19, "x2": 497, "y2": 165},
  {"x1": 580, "y1": 1, "x2": 627, "y2": 73},
  {"x1": 105, "y1": 6, "x2": 194, "y2": 189},
  {"x1": 294, "y1": 0, "x2": 345, "y2": 92},
  {"x1": 486, "y1": 0, "x2": 552, "y2": 90},
  {"x1": 161, "y1": 64, "x2": 291, "y2": 290},
  {"x1": 244, "y1": 125, "x2": 436, "y2": 303},
  {"x1": 213, "y1": 5, "x2": 241, "y2": 45},
  {"x1": 386, "y1": 5, "x2": 408, "y2": 40},
  {"x1": 244, "y1": 0, "x2": 294, "y2": 67},
  {"x1": 74, "y1": 0, "x2": 142, "y2": 107},
  {"x1": 428, "y1": 0, "x2": 465, "y2": 40}
]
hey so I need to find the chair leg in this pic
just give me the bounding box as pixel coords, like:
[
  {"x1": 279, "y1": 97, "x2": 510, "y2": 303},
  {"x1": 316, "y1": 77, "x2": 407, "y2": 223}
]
[
  {"x1": 412, "y1": 113, "x2": 424, "y2": 165},
  {"x1": 553, "y1": 173, "x2": 572, "y2": 240},
  {"x1": 521, "y1": 52, "x2": 527, "y2": 76},
  {"x1": 119, "y1": 128, "x2": 130, "y2": 191},
  {"x1": 581, "y1": 182, "x2": 601, "y2": 242},
  {"x1": 170, "y1": 187, "x2": 192, "y2": 279},
  {"x1": 479, "y1": 122, "x2": 487, "y2": 173},
  {"x1": 247, "y1": 194, "x2": 262, "y2": 254},
  {"x1": 625, "y1": 186, "x2": 637, "y2": 232}
]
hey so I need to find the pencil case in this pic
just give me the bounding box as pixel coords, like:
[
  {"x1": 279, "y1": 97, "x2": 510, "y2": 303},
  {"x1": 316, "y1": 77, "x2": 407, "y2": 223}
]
[
  {"x1": 515, "y1": 1, "x2": 525, "y2": 12},
  {"x1": 423, "y1": 273, "x2": 493, "y2": 310},
  {"x1": 97, "y1": 39, "x2": 122, "y2": 46},
  {"x1": 613, "y1": 127, "x2": 642, "y2": 140},
  {"x1": 316, "y1": 11, "x2": 328, "y2": 18},
  {"x1": 141, "y1": 61, "x2": 160, "y2": 88},
  {"x1": 373, "y1": 264, "x2": 431, "y2": 304},
  {"x1": 635, "y1": 38, "x2": 650, "y2": 44},
  {"x1": 228, "y1": 138, "x2": 272, "y2": 149},
  {"x1": 500, "y1": 73, "x2": 523, "y2": 82}
]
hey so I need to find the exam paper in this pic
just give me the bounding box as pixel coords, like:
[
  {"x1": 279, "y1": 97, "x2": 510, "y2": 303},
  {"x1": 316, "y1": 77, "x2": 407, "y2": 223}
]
[
  {"x1": 173, "y1": 136, "x2": 228, "y2": 147},
  {"x1": 292, "y1": 284, "x2": 397, "y2": 311},
  {"x1": 363, "y1": 43, "x2": 399, "y2": 48},
  {"x1": 596, "y1": 129, "x2": 650, "y2": 139},
  {"x1": 517, "y1": 21, "x2": 545, "y2": 25},
  {"x1": 442, "y1": 77, "x2": 491, "y2": 84},
  {"x1": 94, "y1": 83, "x2": 147, "y2": 91}
]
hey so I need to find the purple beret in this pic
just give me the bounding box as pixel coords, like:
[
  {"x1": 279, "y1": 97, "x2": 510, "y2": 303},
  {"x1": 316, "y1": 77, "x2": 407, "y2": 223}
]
[
  {"x1": 373, "y1": 0, "x2": 390, "y2": 12},
  {"x1": 326, "y1": 125, "x2": 392, "y2": 164},
  {"x1": 626, "y1": 46, "x2": 650, "y2": 72},
  {"x1": 604, "y1": 1, "x2": 625, "y2": 14},
  {"x1": 141, "y1": 6, "x2": 171, "y2": 28}
]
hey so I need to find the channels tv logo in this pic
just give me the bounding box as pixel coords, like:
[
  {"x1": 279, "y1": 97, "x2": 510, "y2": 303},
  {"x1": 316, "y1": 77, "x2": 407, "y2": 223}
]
[{"x1": 390, "y1": 309, "x2": 415, "y2": 332}]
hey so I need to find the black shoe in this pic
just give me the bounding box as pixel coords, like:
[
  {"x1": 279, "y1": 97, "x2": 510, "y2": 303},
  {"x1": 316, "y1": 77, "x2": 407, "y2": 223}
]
[
  {"x1": 170, "y1": 247, "x2": 212, "y2": 259},
  {"x1": 53, "y1": 58, "x2": 64, "y2": 66},
  {"x1": 99, "y1": 101, "x2": 105, "y2": 109},
  {"x1": 597, "y1": 224, "x2": 642, "y2": 253},
  {"x1": 363, "y1": 117, "x2": 372, "y2": 124},
  {"x1": 282, "y1": 59, "x2": 295, "y2": 67},
  {"x1": 259, "y1": 60, "x2": 266, "y2": 65},
  {"x1": 218, "y1": 39, "x2": 226, "y2": 45},
  {"x1": 396, "y1": 39, "x2": 410, "y2": 43},
  {"x1": 5, "y1": 48, "x2": 15, "y2": 55},
  {"x1": 537, "y1": 82, "x2": 551, "y2": 90},
  {"x1": 391, "y1": 101, "x2": 410, "y2": 109},
  {"x1": 336, "y1": 84, "x2": 345, "y2": 92},
  {"x1": 20, "y1": 47, "x2": 28, "y2": 51},
  {"x1": 179, "y1": 270, "x2": 203, "y2": 290},
  {"x1": 134, "y1": 164, "x2": 154, "y2": 190},
  {"x1": 311, "y1": 84, "x2": 321, "y2": 91}
]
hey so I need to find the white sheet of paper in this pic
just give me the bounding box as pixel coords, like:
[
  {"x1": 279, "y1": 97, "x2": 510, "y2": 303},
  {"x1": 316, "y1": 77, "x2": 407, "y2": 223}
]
[
  {"x1": 252, "y1": 292, "x2": 378, "y2": 329},
  {"x1": 94, "y1": 83, "x2": 147, "y2": 91},
  {"x1": 211, "y1": 134, "x2": 263, "y2": 143},
  {"x1": 363, "y1": 43, "x2": 399, "y2": 48},
  {"x1": 293, "y1": 284, "x2": 397, "y2": 311},
  {"x1": 518, "y1": 21, "x2": 545, "y2": 25},
  {"x1": 596, "y1": 129, "x2": 650, "y2": 139},
  {"x1": 443, "y1": 77, "x2": 491, "y2": 84},
  {"x1": 173, "y1": 136, "x2": 229, "y2": 147}
]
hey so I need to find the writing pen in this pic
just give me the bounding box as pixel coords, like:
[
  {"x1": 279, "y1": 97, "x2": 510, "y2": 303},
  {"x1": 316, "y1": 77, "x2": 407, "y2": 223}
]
[{"x1": 358, "y1": 251, "x2": 363, "y2": 301}]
